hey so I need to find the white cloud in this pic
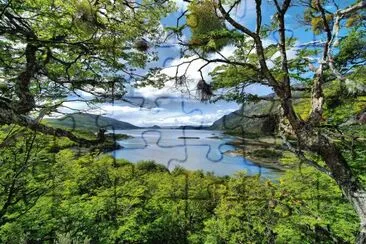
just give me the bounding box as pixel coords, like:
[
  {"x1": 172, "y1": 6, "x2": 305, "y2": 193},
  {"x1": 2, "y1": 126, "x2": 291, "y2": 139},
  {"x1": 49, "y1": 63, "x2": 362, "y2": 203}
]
[
  {"x1": 141, "y1": 45, "x2": 238, "y2": 99},
  {"x1": 225, "y1": 0, "x2": 256, "y2": 23},
  {"x1": 126, "y1": 45, "x2": 238, "y2": 101},
  {"x1": 172, "y1": 0, "x2": 189, "y2": 11},
  {"x1": 134, "y1": 85, "x2": 180, "y2": 99},
  {"x1": 98, "y1": 105, "x2": 143, "y2": 113},
  {"x1": 130, "y1": 107, "x2": 237, "y2": 127}
]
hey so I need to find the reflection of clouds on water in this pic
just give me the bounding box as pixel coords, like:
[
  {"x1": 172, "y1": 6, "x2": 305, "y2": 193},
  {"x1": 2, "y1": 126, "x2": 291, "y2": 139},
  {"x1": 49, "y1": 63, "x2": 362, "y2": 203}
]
[{"x1": 111, "y1": 129, "x2": 280, "y2": 180}]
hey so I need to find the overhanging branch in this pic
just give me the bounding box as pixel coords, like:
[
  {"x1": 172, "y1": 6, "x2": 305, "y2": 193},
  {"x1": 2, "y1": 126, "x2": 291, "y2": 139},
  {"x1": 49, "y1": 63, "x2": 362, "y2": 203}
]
[
  {"x1": 280, "y1": 134, "x2": 334, "y2": 179},
  {"x1": 0, "y1": 103, "x2": 105, "y2": 146}
]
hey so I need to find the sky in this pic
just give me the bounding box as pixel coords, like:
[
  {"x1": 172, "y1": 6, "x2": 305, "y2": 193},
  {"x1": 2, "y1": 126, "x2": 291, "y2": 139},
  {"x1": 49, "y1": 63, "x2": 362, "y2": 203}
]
[{"x1": 63, "y1": 0, "x2": 356, "y2": 127}]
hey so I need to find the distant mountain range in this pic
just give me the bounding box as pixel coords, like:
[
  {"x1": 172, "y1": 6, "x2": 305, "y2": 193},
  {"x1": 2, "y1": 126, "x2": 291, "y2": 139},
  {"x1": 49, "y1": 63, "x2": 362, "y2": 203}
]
[
  {"x1": 44, "y1": 101, "x2": 279, "y2": 135},
  {"x1": 44, "y1": 112, "x2": 216, "y2": 132},
  {"x1": 208, "y1": 99, "x2": 280, "y2": 135},
  {"x1": 208, "y1": 90, "x2": 314, "y2": 135},
  {"x1": 44, "y1": 113, "x2": 140, "y2": 132}
]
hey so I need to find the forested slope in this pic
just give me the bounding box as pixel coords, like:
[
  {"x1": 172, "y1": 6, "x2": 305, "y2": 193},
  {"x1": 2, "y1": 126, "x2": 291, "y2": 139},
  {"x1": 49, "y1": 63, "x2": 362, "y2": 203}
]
[{"x1": 44, "y1": 113, "x2": 139, "y2": 132}]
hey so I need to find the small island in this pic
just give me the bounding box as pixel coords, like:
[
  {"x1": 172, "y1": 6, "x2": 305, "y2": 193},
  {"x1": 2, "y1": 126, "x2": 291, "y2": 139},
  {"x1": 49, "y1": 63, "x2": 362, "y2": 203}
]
[{"x1": 178, "y1": 136, "x2": 200, "y2": 139}]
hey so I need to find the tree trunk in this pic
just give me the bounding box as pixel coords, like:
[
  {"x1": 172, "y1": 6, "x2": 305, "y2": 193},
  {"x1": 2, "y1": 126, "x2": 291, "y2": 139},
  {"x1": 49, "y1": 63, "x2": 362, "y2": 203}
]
[
  {"x1": 357, "y1": 224, "x2": 366, "y2": 244},
  {"x1": 299, "y1": 129, "x2": 366, "y2": 244},
  {"x1": 344, "y1": 183, "x2": 366, "y2": 244},
  {"x1": 279, "y1": 97, "x2": 366, "y2": 243},
  {"x1": 354, "y1": 196, "x2": 366, "y2": 244},
  {"x1": 14, "y1": 44, "x2": 37, "y2": 114}
]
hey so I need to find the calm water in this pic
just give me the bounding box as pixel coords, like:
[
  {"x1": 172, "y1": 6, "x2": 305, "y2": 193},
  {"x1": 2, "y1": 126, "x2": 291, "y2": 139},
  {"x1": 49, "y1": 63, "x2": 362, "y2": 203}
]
[{"x1": 111, "y1": 129, "x2": 281, "y2": 179}]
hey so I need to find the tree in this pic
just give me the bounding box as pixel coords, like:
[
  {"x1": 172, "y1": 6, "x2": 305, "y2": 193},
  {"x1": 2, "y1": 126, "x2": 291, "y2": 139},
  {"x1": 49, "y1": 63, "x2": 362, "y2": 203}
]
[
  {"x1": 169, "y1": 0, "x2": 366, "y2": 242},
  {"x1": 0, "y1": 0, "x2": 173, "y2": 145},
  {"x1": 203, "y1": 168, "x2": 359, "y2": 243},
  {"x1": 0, "y1": 135, "x2": 359, "y2": 242},
  {"x1": 0, "y1": 128, "x2": 54, "y2": 227}
]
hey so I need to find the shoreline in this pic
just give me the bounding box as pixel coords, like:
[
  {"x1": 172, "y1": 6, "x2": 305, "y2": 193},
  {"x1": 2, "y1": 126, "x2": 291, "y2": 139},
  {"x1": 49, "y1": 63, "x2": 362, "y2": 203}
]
[
  {"x1": 225, "y1": 136, "x2": 290, "y2": 171},
  {"x1": 109, "y1": 130, "x2": 290, "y2": 172}
]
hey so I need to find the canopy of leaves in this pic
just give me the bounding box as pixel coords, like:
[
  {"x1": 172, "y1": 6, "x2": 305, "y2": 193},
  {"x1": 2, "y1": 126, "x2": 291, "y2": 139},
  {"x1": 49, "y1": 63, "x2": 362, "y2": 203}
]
[
  {"x1": 335, "y1": 29, "x2": 366, "y2": 73},
  {"x1": 0, "y1": 128, "x2": 360, "y2": 242},
  {"x1": 0, "y1": 0, "x2": 173, "y2": 114},
  {"x1": 187, "y1": 0, "x2": 230, "y2": 53}
]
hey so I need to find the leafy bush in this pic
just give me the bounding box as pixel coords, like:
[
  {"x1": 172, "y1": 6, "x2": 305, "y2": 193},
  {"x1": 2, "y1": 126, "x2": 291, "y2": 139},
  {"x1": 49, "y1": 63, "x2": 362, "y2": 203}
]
[{"x1": 0, "y1": 129, "x2": 360, "y2": 243}]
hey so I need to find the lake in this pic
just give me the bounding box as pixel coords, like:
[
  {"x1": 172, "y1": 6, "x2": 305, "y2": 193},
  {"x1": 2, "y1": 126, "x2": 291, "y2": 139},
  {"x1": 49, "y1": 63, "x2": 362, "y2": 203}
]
[{"x1": 111, "y1": 129, "x2": 281, "y2": 179}]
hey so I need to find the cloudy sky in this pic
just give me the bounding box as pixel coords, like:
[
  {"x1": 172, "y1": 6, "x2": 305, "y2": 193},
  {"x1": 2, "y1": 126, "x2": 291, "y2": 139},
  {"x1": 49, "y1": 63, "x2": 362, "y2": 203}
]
[{"x1": 63, "y1": 0, "x2": 353, "y2": 127}]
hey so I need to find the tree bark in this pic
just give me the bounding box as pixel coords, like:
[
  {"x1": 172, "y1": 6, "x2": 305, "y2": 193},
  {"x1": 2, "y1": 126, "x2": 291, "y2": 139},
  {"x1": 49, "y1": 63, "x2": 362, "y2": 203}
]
[
  {"x1": 294, "y1": 125, "x2": 366, "y2": 244},
  {"x1": 358, "y1": 224, "x2": 366, "y2": 244},
  {"x1": 14, "y1": 44, "x2": 37, "y2": 114},
  {"x1": 217, "y1": 0, "x2": 366, "y2": 241},
  {"x1": 271, "y1": 1, "x2": 366, "y2": 241}
]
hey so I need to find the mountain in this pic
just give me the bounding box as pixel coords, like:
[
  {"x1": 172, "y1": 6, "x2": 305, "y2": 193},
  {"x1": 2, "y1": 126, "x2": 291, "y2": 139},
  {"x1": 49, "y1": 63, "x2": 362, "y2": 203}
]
[
  {"x1": 44, "y1": 113, "x2": 139, "y2": 132},
  {"x1": 209, "y1": 99, "x2": 280, "y2": 135}
]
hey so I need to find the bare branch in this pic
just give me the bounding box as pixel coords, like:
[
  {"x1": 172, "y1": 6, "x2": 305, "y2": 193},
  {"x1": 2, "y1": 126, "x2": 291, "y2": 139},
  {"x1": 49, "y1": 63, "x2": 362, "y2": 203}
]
[
  {"x1": 276, "y1": 0, "x2": 292, "y2": 91},
  {"x1": 280, "y1": 134, "x2": 334, "y2": 179},
  {"x1": 255, "y1": 0, "x2": 262, "y2": 34},
  {"x1": 217, "y1": 0, "x2": 257, "y2": 39},
  {"x1": 308, "y1": 0, "x2": 331, "y2": 124},
  {"x1": 273, "y1": 0, "x2": 281, "y2": 12},
  {"x1": 327, "y1": 1, "x2": 366, "y2": 81},
  {"x1": 309, "y1": 0, "x2": 366, "y2": 123}
]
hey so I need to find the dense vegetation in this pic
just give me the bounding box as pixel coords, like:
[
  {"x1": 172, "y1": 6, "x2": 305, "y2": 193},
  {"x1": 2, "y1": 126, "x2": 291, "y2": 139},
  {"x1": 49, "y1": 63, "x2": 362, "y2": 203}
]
[
  {"x1": 0, "y1": 0, "x2": 365, "y2": 243},
  {"x1": 177, "y1": 0, "x2": 366, "y2": 242},
  {"x1": 0, "y1": 129, "x2": 360, "y2": 243}
]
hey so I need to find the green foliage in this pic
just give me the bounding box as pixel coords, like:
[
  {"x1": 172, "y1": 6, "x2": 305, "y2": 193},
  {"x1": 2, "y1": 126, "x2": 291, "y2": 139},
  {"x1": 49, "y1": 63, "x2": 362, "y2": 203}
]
[
  {"x1": 203, "y1": 173, "x2": 279, "y2": 243},
  {"x1": 187, "y1": 0, "x2": 230, "y2": 53},
  {"x1": 0, "y1": 0, "x2": 174, "y2": 110},
  {"x1": 346, "y1": 66, "x2": 366, "y2": 94},
  {"x1": 275, "y1": 167, "x2": 359, "y2": 243},
  {"x1": 135, "y1": 160, "x2": 170, "y2": 173},
  {"x1": 203, "y1": 168, "x2": 358, "y2": 243},
  {"x1": 335, "y1": 29, "x2": 366, "y2": 68},
  {"x1": 280, "y1": 151, "x2": 301, "y2": 166},
  {"x1": 323, "y1": 82, "x2": 366, "y2": 124},
  {"x1": 0, "y1": 129, "x2": 360, "y2": 243},
  {"x1": 293, "y1": 98, "x2": 312, "y2": 120},
  {"x1": 211, "y1": 65, "x2": 258, "y2": 91},
  {"x1": 251, "y1": 149, "x2": 282, "y2": 159}
]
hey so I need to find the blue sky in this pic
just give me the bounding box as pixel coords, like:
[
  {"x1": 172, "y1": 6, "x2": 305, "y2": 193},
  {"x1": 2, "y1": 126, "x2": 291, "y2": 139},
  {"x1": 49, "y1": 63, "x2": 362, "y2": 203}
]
[{"x1": 63, "y1": 0, "x2": 356, "y2": 127}]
